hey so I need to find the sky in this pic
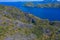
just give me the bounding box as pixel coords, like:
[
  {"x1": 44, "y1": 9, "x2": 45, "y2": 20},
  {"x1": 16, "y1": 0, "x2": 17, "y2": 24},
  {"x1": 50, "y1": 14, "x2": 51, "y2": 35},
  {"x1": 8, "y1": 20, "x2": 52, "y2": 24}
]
[
  {"x1": 0, "y1": 0, "x2": 44, "y2": 2},
  {"x1": 57, "y1": 0, "x2": 60, "y2": 1},
  {"x1": 0, "y1": 0, "x2": 60, "y2": 2}
]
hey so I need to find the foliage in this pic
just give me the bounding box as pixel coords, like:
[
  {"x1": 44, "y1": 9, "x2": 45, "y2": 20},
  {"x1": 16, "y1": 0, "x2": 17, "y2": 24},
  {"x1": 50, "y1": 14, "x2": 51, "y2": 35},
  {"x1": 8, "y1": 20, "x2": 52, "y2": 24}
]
[{"x1": 0, "y1": 5, "x2": 60, "y2": 40}]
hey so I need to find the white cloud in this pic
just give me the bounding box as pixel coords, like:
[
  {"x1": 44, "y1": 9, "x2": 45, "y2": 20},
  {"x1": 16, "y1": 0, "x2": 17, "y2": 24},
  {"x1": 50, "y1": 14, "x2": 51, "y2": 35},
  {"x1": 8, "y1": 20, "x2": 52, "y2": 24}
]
[
  {"x1": 0, "y1": 0, "x2": 44, "y2": 2},
  {"x1": 57, "y1": 0, "x2": 60, "y2": 1}
]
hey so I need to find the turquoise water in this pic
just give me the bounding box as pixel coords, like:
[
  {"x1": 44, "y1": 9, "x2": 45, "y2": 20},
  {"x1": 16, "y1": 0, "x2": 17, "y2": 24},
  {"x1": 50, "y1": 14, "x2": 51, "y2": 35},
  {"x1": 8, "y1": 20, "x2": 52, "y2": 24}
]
[{"x1": 0, "y1": 2, "x2": 60, "y2": 21}]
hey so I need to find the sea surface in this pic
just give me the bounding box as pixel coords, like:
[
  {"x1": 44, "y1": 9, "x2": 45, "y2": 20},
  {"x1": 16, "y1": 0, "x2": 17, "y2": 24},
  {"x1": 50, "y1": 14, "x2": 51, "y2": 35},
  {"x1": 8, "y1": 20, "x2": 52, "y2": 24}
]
[{"x1": 0, "y1": 2, "x2": 60, "y2": 21}]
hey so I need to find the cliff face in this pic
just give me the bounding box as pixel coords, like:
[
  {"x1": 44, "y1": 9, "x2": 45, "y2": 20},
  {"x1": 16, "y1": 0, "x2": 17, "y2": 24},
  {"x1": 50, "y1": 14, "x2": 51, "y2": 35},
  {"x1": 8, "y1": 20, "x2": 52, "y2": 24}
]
[{"x1": 0, "y1": 5, "x2": 60, "y2": 40}]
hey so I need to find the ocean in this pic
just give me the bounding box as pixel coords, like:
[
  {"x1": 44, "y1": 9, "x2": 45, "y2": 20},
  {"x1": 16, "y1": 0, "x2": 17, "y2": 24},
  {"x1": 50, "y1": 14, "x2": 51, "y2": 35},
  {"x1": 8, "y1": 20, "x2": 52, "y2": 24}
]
[{"x1": 0, "y1": 2, "x2": 60, "y2": 21}]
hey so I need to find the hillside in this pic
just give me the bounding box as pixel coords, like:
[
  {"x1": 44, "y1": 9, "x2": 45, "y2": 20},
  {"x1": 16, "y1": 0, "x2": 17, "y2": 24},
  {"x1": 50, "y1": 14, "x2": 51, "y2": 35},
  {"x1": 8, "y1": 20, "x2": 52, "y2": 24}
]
[
  {"x1": 24, "y1": 2, "x2": 60, "y2": 8},
  {"x1": 0, "y1": 5, "x2": 60, "y2": 40}
]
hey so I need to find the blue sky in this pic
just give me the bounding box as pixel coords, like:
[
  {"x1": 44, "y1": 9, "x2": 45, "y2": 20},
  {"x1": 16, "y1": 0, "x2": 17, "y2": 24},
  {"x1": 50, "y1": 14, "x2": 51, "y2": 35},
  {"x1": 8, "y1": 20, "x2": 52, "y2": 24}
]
[
  {"x1": 57, "y1": 0, "x2": 60, "y2": 1},
  {"x1": 0, "y1": 0, "x2": 60, "y2": 2},
  {"x1": 0, "y1": 0, "x2": 44, "y2": 2}
]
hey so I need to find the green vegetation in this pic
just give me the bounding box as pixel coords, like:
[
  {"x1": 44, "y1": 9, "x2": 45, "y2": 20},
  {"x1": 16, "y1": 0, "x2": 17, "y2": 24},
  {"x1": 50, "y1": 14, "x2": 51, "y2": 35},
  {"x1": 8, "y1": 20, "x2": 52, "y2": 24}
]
[
  {"x1": 0, "y1": 5, "x2": 60, "y2": 40},
  {"x1": 24, "y1": 3, "x2": 60, "y2": 8}
]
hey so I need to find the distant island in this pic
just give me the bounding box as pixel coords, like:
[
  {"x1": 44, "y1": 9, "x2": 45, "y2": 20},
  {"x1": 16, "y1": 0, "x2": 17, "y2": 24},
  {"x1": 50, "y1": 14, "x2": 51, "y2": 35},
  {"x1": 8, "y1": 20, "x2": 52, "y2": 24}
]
[
  {"x1": 24, "y1": 2, "x2": 60, "y2": 8},
  {"x1": 0, "y1": 5, "x2": 60, "y2": 40}
]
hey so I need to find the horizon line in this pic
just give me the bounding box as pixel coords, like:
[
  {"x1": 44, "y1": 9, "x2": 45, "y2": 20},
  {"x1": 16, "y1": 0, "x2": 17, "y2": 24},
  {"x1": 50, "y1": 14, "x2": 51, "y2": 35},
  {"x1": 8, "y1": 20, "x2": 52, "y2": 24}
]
[{"x1": 0, "y1": 0, "x2": 44, "y2": 2}]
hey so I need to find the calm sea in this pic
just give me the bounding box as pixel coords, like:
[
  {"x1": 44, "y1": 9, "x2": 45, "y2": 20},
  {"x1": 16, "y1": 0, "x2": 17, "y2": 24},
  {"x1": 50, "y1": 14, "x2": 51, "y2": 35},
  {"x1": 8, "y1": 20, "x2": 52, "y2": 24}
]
[{"x1": 0, "y1": 2, "x2": 60, "y2": 21}]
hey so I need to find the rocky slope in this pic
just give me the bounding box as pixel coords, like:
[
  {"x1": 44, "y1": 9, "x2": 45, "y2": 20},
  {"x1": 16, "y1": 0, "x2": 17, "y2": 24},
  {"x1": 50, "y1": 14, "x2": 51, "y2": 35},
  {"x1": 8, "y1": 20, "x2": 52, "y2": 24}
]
[{"x1": 0, "y1": 5, "x2": 60, "y2": 40}]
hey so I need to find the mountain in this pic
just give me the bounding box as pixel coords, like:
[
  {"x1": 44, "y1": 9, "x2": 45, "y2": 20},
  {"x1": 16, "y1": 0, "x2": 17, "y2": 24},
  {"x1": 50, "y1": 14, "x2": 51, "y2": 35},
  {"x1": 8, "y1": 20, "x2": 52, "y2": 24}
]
[{"x1": 0, "y1": 5, "x2": 60, "y2": 40}]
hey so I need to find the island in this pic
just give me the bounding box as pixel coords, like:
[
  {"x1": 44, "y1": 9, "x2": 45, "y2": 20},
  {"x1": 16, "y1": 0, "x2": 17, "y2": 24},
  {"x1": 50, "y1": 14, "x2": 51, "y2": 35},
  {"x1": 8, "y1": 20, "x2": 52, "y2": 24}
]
[{"x1": 24, "y1": 2, "x2": 60, "y2": 8}]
